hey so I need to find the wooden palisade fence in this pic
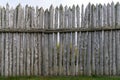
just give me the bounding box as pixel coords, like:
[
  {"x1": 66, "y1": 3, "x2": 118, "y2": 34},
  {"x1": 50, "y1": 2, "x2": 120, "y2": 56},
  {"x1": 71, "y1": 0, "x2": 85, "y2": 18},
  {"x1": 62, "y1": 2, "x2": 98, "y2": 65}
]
[{"x1": 0, "y1": 2, "x2": 120, "y2": 76}]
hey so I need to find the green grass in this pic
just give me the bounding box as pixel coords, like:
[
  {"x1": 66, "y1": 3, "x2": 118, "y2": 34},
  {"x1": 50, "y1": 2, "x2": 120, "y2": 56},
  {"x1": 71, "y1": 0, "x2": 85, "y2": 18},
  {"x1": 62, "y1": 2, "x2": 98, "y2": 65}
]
[{"x1": 0, "y1": 76, "x2": 120, "y2": 80}]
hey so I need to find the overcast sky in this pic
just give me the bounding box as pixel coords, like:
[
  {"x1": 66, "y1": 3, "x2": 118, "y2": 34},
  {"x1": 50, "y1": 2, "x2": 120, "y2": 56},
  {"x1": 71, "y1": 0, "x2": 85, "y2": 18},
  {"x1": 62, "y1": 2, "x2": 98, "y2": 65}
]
[{"x1": 0, "y1": 0, "x2": 120, "y2": 8}]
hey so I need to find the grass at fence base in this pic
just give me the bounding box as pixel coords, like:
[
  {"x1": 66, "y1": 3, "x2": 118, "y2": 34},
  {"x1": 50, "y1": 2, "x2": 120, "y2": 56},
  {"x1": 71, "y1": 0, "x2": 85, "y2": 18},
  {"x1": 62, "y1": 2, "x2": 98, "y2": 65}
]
[{"x1": 0, "y1": 76, "x2": 120, "y2": 80}]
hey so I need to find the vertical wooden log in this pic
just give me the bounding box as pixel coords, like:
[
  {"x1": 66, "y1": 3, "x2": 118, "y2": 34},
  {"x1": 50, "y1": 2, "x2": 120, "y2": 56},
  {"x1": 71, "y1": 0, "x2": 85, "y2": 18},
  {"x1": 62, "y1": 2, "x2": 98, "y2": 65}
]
[
  {"x1": 23, "y1": 6, "x2": 28, "y2": 75},
  {"x1": 19, "y1": 7, "x2": 24, "y2": 76},
  {"x1": 0, "y1": 6, "x2": 1, "y2": 29},
  {"x1": 34, "y1": 33, "x2": 38, "y2": 76},
  {"x1": 12, "y1": 7, "x2": 17, "y2": 76},
  {"x1": 103, "y1": 4, "x2": 109, "y2": 75},
  {"x1": 86, "y1": 3, "x2": 92, "y2": 76},
  {"x1": 0, "y1": 32, "x2": 1, "y2": 77},
  {"x1": 20, "y1": 33, "x2": 24, "y2": 76},
  {"x1": 111, "y1": 2, "x2": 116, "y2": 75},
  {"x1": 1, "y1": 33, "x2": 5, "y2": 76},
  {"x1": 4, "y1": 4, "x2": 9, "y2": 76},
  {"x1": 43, "y1": 9, "x2": 49, "y2": 76},
  {"x1": 91, "y1": 4, "x2": 95, "y2": 75},
  {"x1": 30, "y1": 8, "x2": 34, "y2": 75},
  {"x1": 16, "y1": 33, "x2": 20, "y2": 76},
  {"x1": 1, "y1": 8, "x2": 5, "y2": 76},
  {"x1": 95, "y1": 4, "x2": 100, "y2": 75},
  {"x1": 5, "y1": 33, "x2": 8, "y2": 76},
  {"x1": 30, "y1": 33, "x2": 34, "y2": 75},
  {"x1": 49, "y1": 5, "x2": 54, "y2": 75},
  {"x1": 99, "y1": 4, "x2": 104, "y2": 76},
  {"x1": 55, "y1": 7, "x2": 59, "y2": 75},
  {"x1": 38, "y1": 33, "x2": 42, "y2": 76},
  {"x1": 53, "y1": 33, "x2": 57, "y2": 75},
  {"x1": 116, "y1": 2, "x2": 120, "y2": 75},
  {"x1": 0, "y1": 6, "x2": 3, "y2": 76},
  {"x1": 23, "y1": 33, "x2": 27, "y2": 76},
  {"x1": 71, "y1": 5, "x2": 76, "y2": 76},
  {"x1": 83, "y1": 4, "x2": 89, "y2": 75},
  {"x1": 76, "y1": 5, "x2": 80, "y2": 75},
  {"x1": 107, "y1": 3, "x2": 112, "y2": 75},
  {"x1": 92, "y1": 5, "x2": 97, "y2": 75},
  {"x1": 16, "y1": 5, "x2": 22, "y2": 76},
  {"x1": 79, "y1": 5, "x2": 84, "y2": 75},
  {"x1": 26, "y1": 33, "x2": 30, "y2": 76},
  {"x1": 8, "y1": 8, "x2": 14, "y2": 76},
  {"x1": 33, "y1": 7, "x2": 38, "y2": 76},
  {"x1": 63, "y1": 6, "x2": 68, "y2": 76},
  {"x1": 68, "y1": 7, "x2": 72, "y2": 75},
  {"x1": 59, "y1": 5, "x2": 64, "y2": 75},
  {"x1": 66, "y1": 7, "x2": 71, "y2": 75},
  {"x1": 38, "y1": 7, "x2": 44, "y2": 75}
]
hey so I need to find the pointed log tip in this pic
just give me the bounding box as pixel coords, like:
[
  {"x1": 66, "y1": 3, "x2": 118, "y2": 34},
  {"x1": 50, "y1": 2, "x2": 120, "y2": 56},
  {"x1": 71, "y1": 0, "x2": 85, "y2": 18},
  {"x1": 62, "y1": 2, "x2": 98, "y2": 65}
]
[
  {"x1": 81, "y1": 4, "x2": 84, "y2": 8},
  {"x1": 111, "y1": 1, "x2": 114, "y2": 5},
  {"x1": 88, "y1": 2, "x2": 91, "y2": 5},
  {"x1": 55, "y1": 6, "x2": 58, "y2": 10},
  {"x1": 36, "y1": 6, "x2": 38, "y2": 9},
  {"x1": 76, "y1": 5, "x2": 80, "y2": 8},
  {"x1": 50, "y1": 5, "x2": 54, "y2": 9},
  {"x1": 116, "y1": 2, "x2": 120, "y2": 5},
  {"x1": 6, "y1": 3, "x2": 9, "y2": 7},
  {"x1": 45, "y1": 9, "x2": 48, "y2": 12},
  {"x1": 25, "y1": 5, "x2": 28, "y2": 8},
  {"x1": 68, "y1": 6, "x2": 71, "y2": 10},
  {"x1": 91, "y1": 4, "x2": 95, "y2": 7},
  {"x1": 72, "y1": 5, "x2": 75, "y2": 9},
  {"x1": 107, "y1": 3, "x2": 110, "y2": 6},
  {"x1": 40, "y1": 7, "x2": 43, "y2": 11},
  {"x1": 59, "y1": 4, "x2": 63, "y2": 9},
  {"x1": 65, "y1": 5, "x2": 68, "y2": 9}
]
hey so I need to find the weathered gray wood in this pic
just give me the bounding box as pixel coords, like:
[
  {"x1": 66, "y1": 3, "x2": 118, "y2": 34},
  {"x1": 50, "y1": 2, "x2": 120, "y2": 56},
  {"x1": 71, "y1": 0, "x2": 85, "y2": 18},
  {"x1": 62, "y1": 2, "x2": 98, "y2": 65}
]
[
  {"x1": 38, "y1": 7, "x2": 44, "y2": 76},
  {"x1": 30, "y1": 33, "x2": 34, "y2": 75},
  {"x1": 116, "y1": 31, "x2": 120, "y2": 75},
  {"x1": 34, "y1": 33, "x2": 38, "y2": 75},
  {"x1": 5, "y1": 33, "x2": 8, "y2": 76},
  {"x1": 116, "y1": 2, "x2": 120, "y2": 75},
  {"x1": 86, "y1": 3, "x2": 91, "y2": 76},
  {"x1": 68, "y1": 7, "x2": 72, "y2": 75},
  {"x1": 44, "y1": 9, "x2": 49, "y2": 76},
  {"x1": 54, "y1": 7, "x2": 59, "y2": 75},
  {"x1": 19, "y1": 33, "x2": 23, "y2": 76},
  {"x1": 12, "y1": 7, "x2": 17, "y2": 76},
  {"x1": 0, "y1": 6, "x2": 2, "y2": 29},
  {"x1": 111, "y1": 2, "x2": 116, "y2": 76},
  {"x1": 0, "y1": 3, "x2": 120, "y2": 76},
  {"x1": 16, "y1": 33, "x2": 20, "y2": 76},
  {"x1": 104, "y1": 31, "x2": 109, "y2": 75},
  {"x1": 49, "y1": 5, "x2": 54, "y2": 75},
  {"x1": 26, "y1": 33, "x2": 30, "y2": 76},
  {"x1": 81, "y1": 4, "x2": 84, "y2": 28},
  {"x1": 95, "y1": 4, "x2": 100, "y2": 75},
  {"x1": 71, "y1": 5, "x2": 76, "y2": 76},
  {"x1": 91, "y1": 4, "x2": 95, "y2": 75},
  {"x1": 107, "y1": 3, "x2": 112, "y2": 76},
  {"x1": 38, "y1": 33, "x2": 41, "y2": 75},
  {"x1": 75, "y1": 5, "x2": 79, "y2": 75},
  {"x1": 53, "y1": 33, "x2": 57, "y2": 75},
  {"x1": 58, "y1": 5, "x2": 64, "y2": 75},
  {"x1": 1, "y1": 8, "x2": 5, "y2": 76},
  {"x1": 1, "y1": 33, "x2": 4, "y2": 76},
  {"x1": 0, "y1": 33, "x2": 2, "y2": 76},
  {"x1": 99, "y1": 4, "x2": 104, "y2": 75},
  {"x1": 4, "y1": 4, "x2": 9, "y2": 76}
]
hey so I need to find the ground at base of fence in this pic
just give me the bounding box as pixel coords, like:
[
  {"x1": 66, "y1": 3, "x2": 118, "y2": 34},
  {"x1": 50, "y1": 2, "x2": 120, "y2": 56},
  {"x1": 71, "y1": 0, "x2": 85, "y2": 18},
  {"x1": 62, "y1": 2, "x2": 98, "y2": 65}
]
[{"x1": 0, "y1": 76, "x2": 120, "y2": 80}]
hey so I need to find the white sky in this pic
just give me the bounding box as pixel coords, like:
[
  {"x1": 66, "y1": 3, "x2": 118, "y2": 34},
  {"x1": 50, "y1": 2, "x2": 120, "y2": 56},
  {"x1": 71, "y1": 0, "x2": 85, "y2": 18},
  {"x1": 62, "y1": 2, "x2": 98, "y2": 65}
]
[{"x1": 0, "y1": 0, "x2": 120, "y2": 9}]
